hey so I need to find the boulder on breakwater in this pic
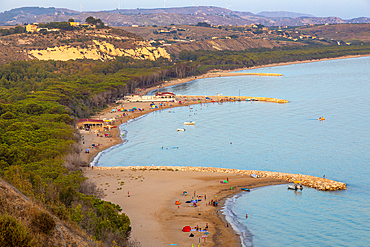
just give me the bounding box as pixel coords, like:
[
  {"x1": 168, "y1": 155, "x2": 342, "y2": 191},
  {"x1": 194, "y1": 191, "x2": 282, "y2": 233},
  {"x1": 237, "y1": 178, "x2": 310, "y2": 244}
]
[{"x1": 92, "y1": 166, "x2": 346, "y2": 191}]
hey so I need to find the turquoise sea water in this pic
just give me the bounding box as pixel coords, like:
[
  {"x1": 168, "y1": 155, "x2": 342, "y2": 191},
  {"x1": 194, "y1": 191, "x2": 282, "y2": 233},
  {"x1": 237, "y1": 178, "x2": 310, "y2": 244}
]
[{"x1": 95, "y1": 57, "x2": 370, "y2": 246}]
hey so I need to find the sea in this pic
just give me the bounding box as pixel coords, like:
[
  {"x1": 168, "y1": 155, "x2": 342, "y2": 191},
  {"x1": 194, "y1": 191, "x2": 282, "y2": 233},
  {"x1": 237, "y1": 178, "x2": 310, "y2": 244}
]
[{"x1": 94, "y1": 56, "x2": 370, "y2": 246}]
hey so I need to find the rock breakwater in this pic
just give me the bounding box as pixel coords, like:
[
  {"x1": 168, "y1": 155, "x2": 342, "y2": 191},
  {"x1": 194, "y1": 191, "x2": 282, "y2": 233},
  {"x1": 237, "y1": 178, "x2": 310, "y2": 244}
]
[
  {"x1": 92, "y1": 166, "x2": 346, "y2": 191},
  {"x1": 178, "y1": 95, "x2": 290, "y2": 103}
]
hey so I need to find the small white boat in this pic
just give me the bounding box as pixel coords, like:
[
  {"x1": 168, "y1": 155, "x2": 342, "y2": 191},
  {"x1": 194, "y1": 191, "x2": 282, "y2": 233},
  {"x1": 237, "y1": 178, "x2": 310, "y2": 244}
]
[
  {"x1": 287, "y1": 184, "x2": 303, "y2": 190},
  {"x1": 177, "y1": 128, "x2": 186, "y2": 131},
  {"x1": 184, "y1": 121, "x2": 195, "y2": 125}
]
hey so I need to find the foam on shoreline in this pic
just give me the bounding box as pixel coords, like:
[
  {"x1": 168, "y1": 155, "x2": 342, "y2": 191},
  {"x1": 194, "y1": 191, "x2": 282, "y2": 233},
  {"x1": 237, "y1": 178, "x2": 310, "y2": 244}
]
[{"x1": 222, "y1": 194, "x2": 253, "y2": 247}]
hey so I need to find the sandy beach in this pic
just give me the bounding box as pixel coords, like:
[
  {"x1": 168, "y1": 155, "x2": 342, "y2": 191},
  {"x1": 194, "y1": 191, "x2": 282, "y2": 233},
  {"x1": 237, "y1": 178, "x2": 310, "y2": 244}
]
[
  {"x1": 83, "y1": 167, "x2": 286, "y2": 246},
  {"x1": 80, "y1": 55, "x2": 355, "y2": 246}
]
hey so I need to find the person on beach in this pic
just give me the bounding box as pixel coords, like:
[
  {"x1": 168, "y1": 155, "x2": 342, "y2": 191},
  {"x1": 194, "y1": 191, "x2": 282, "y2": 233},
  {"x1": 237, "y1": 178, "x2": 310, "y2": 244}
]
[{"x1": 128, "y1": 191, "x2": 130, "y2": 197}]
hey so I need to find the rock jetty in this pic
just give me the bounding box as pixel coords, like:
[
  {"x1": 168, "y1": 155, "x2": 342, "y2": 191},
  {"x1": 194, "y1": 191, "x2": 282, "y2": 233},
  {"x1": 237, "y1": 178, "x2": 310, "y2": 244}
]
[
  {"x1": 92, "y1": 166, "x2": 347, "y2": 191},
  {"x1": 178, "y1": 95, "x2": 290, "y2": 103}
]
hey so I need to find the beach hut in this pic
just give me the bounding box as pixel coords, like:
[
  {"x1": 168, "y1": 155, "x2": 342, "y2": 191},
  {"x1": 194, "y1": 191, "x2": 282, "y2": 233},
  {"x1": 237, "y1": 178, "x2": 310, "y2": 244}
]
[{"x1": 77, "y1": 119, "x2": 104, "y2": 131}]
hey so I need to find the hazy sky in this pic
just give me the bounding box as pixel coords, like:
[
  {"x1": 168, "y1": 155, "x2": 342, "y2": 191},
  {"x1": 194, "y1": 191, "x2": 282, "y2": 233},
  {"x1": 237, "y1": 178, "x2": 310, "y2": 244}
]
[{"x1": 1, "y1": 0, "x2": 370, "y2": 19}]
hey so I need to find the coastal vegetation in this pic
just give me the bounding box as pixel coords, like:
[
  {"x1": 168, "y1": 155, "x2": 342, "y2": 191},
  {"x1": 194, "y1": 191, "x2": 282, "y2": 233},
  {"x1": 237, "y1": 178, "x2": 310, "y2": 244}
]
[
  {"x1": 0, "y1": 25, "x2": 25, "y2": 36},
  {"x1": 0, "y1": 41, "x2": 369, "y2": 245},
  {"x1": 178, "y1": 44, "x2": 370, "y2": 73}
]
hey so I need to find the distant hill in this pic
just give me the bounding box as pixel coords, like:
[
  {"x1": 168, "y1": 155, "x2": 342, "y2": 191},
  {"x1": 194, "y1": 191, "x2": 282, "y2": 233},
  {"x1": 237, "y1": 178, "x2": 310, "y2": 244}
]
[
  {"x1": 258, "y1": 11, "x2": 315, "y2": 18},
  {"x1": 348, "y1": 17, "x2": 370, "y2": 23},
  {"x1": 0, "y1": 6, "x2": 369, "y2": 27},
  {"x1": 109, "y1": 6, "x2": 238, "y2": 15},
  {"x1": 297, "y1": 23, "x2": 370, "y2": 43}
]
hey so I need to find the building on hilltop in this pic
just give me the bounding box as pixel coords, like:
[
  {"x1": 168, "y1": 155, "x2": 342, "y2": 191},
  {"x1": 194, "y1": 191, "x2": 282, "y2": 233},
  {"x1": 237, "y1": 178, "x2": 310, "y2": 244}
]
[
  {"x1": 26, "y1": 24, "x2": 38, "y2": 33},
  {"x1": 69, "y1": 22, "x2": 80, "y2": 27},
  {"x1": 81, "y1": 24, "x2": 96, "y2": 28},
  {"x1": 36, "y1": 27, "x2": 59, "y2": 32}
]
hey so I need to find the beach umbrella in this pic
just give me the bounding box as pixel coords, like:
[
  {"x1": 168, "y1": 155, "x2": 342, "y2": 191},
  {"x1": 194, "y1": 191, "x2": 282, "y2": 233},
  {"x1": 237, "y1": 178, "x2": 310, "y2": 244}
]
[
  {"x1": 182, "y1": 226, "x2": 191, "y2": 232},
  {"x1": 204, "y1": 232, "x2": 210, "y2": 235}
]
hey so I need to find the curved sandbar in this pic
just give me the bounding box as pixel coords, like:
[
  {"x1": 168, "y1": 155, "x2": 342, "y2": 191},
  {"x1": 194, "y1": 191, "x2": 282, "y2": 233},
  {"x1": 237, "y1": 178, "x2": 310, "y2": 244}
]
[
  {"x1": 92, "y1": 166, "x2": 346, "y2": 191},
  {"x1": 217, "y1": 72, "x2": 283, "y2": 77}
]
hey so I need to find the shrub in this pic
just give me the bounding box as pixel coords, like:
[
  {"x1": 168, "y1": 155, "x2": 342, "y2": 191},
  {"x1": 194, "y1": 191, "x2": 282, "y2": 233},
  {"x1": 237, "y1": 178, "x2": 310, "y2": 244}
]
[
  {"x1": 0, "y1": 214, "x2": 37, "y2": 247},
  {"x1": 79, "y1": 180, "x2": 104, "y2": 198},
  {"x1": 31, "y1": 210, "x2": 56, "y2": 235}
]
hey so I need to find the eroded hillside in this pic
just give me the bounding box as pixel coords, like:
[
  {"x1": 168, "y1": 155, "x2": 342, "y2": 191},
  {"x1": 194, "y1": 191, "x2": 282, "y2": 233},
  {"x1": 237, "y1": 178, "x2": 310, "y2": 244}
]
[{"x1": 0, "y1": 27, "x2": 170, "y2": 64}]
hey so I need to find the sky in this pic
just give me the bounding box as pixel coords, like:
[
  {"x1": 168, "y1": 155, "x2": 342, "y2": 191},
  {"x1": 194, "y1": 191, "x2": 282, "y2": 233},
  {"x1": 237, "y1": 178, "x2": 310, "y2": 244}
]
[{"x1": 1, "y1": 0, "x2": 369, "y2": 19}]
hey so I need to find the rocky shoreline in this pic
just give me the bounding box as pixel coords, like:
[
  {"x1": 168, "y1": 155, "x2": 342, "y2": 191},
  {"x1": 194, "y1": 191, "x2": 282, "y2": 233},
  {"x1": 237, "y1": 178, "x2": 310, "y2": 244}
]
[{"x1": 92, "y1": 165, "x2": 347, "y2": 191}]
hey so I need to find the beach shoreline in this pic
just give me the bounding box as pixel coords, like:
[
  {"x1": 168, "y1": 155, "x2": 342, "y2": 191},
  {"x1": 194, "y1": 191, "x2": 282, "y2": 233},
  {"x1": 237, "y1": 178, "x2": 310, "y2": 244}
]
[
  {"x1": 84, "y1": 166, "x2": 288, "y2": 246},
  {"x1": 80, "y1": 54, "x2": 354, "y2": 246},
  {"x1": 83, "y1": 166, "x2": 346, "y2": 246}
]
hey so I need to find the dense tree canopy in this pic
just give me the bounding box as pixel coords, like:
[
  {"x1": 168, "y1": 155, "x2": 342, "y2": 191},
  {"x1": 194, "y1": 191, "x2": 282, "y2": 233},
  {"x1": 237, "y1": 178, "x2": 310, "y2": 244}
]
[{"x1": 85, "y1": 16, "x2": 105, "y2": 27}]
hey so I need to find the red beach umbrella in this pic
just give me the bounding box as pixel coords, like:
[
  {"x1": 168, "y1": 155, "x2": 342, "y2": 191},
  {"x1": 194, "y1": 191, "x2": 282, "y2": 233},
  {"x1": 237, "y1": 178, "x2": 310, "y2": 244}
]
[{"x1": 182, "y1": 226, "x2": 191, "y2": 232}]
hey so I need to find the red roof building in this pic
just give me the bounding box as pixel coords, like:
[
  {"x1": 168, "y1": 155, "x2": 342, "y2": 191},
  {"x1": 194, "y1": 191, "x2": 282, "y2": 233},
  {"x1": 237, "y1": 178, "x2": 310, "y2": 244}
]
[
  {"x1": 155, "y1": 92, "x2": 175, "y2": 98},
  {"x1": 77, "y1": 119, "x2": 104, "y2": 131}
]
